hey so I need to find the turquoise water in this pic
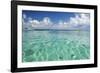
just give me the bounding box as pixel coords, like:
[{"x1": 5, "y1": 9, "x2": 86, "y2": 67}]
[{"x1": 22, "y1": 30, "x2": 90, "y2": 62}]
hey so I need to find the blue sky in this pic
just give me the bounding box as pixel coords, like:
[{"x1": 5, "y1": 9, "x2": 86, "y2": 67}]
[
  {"x1": 22, "y1": 10, "x2": 90, "y2": 30},
  {"x1": 22, "y1": 10, "x2": 75, "y2": 24}
]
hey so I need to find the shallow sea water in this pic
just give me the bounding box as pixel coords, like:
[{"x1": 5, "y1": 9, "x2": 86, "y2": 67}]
[{"x1": 22, "y1": 30, "x2": 90, "y2": 62}]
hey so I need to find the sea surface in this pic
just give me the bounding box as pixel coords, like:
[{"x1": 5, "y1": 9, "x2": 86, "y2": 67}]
[{"x1": 22, "y1": 30, "x2": 90, "y2": 62}]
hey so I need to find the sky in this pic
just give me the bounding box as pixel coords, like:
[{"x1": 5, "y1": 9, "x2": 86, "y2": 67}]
[{"x1": 22, "y1": 10, "x2": 90, "y2": 30}]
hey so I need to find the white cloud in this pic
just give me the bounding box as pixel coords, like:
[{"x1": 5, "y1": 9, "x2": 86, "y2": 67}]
[
  {"x1": 79, "y1": 13, "x2": 90, "y2": 25},
  {"x1": 25, "y1": 17, "x2": 53, "y2": 29},
  {"x1": 41, "y1": 17, "x2": 52, "y2": 25},
  {"x1": 22, "y1": 13, "x2": 90, "y2": 30},
  {"x1": 51, "y1": 13, "x2": 90, "y2": 30},
  {"x1": 23, "y1": 14, "x2": 26, "y2": 19},
  {"x1": 69, "y1": 13, "x2": 90, "y2": 27},
  {"x1": 30, "y1": 20, "x2": 40, "y2": 27},
  {"x1": 22, "y1": 14, "x2": 54, "y2": 28}
]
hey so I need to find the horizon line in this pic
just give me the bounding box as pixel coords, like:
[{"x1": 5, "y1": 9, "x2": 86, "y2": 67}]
[{"x1": 23, "y1": 28, "x2": 90, "y2": 31}]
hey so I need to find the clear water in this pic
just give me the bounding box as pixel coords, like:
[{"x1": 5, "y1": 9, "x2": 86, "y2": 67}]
[{"x1": 22, "y1": 30, "x2": 90, "y2": 62}]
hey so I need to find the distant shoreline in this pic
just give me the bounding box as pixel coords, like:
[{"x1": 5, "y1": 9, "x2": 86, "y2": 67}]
[{"x1": 23, "y1": 29, "x2": 90, "y2": 31}]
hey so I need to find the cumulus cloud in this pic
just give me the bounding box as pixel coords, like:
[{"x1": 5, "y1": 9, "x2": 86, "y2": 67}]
[
  {"x1": 69, "y1": 13, "x2": 90, "y2": 27},
  {"x1": 23, "y1": 14, "x2": 26, "y2": 19},
  {"x1": 22, "y1": 13, "x2": 90, "y2": 30},
  {"x1": 28, "y1": 17, "x2": 53, "y2": 29},
  {"x1": 30, "y1": 20, "x2": 40, "y2": 27},
  {"x1": 41, "y1": 17, "x2": 53, "y2": 25}
]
